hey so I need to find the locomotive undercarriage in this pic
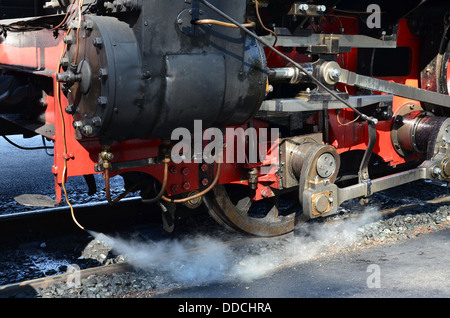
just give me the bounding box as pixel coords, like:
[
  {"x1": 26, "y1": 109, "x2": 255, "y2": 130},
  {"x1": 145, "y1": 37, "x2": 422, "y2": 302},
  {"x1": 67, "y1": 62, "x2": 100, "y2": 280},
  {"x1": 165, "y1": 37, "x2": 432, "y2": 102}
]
[{"x1": 0, "y1": 0, "x2": 449, "y2": 236}]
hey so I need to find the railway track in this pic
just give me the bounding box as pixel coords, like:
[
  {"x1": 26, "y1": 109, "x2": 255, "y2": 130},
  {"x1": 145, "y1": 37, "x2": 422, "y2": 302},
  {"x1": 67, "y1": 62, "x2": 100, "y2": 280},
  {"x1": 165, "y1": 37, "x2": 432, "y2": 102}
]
[
  {"x1": 0, "y1": 261, "x2": 134, "y2": 297},
  {"x1": 0, "y1": 197, "x2": 162, "y2": 243},
  {"x1": 0, "y1": 191, "x2": 448, "y2": 298}
]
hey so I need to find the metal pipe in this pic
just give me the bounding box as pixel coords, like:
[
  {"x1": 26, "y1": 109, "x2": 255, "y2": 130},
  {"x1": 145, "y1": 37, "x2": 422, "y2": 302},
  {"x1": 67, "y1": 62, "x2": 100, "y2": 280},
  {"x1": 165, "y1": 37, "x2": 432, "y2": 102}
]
[
  {"x1": 141, "y1": 159, "x2": 170, "y2": 204},
  {"x1": 194, "y1": 19, "x2": 255, "y2": 29},
  {"x1": 0, "y1": 91, "x2": 9, "y2": 102},
  {"x1": 268, "y1": 66, "x2": 312, "y2": 84},
  {"x1": 161, "y1": 162, "x2": 221, "y2": 204},
  {"x1": 198, "y1": 0, "x2": 377, "y2": 124}
]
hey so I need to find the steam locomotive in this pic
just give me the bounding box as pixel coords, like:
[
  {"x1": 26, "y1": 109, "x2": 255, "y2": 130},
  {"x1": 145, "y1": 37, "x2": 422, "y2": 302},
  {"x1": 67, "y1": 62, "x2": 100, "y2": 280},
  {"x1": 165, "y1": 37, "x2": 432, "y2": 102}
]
[{"x1": 0, "y1": 0, "x2": 449, "y2": 236}]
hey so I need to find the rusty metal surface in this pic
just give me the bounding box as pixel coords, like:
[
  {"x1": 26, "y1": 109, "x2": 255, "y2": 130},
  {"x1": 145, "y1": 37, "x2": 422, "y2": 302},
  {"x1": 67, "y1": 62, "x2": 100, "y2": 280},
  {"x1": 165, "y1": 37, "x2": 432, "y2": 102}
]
[
  {"x1": 0, "y1": 262, "x2": 134, "y2": 297},
  {"x1": 14, "y1": 194, "x2": 57, "y2": 208},
  {"x1": 204, "y1": 184, "x2": 301, "y2": 237}
]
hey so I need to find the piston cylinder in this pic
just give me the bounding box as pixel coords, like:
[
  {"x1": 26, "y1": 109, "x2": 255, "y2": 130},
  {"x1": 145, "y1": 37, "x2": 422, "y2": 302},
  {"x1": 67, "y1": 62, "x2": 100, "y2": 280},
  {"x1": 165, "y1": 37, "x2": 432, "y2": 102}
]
[
  {"x1": 62, "y1": 0, "x2": 267, "y2": 141},
  {"x1": 290, "y1": 142, "x2": 340, "y2": 182},
  {"x1": 392, "y1": 110, "x2": 448, "y2": 156}
]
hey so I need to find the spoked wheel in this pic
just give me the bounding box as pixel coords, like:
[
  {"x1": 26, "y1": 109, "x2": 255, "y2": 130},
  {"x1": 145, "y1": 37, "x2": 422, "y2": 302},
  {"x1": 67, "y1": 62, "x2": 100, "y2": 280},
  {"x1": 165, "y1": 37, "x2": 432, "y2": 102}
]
[
  {"x1": 444, "y1": 51, "x2": 450, "y2": 96},
  {"x1": 422, "y1": 21, "x2": 450, "y2": 116},
  {"x1": 438, "y1": 17, "x2": 450, "y2": 98},
  {"x1": 203, "y1": 184, "x2": 304, "y2": 237},
  {"x1": 436, "y1": 50, "x2": 450, "y2": 116}
]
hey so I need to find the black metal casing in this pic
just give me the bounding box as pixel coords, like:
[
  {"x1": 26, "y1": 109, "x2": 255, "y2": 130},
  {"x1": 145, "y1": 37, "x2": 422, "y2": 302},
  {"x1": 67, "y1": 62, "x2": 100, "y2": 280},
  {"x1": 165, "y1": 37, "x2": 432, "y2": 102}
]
[{"x1": 64, "y1": 0, "x2": 267, "y2": 141}]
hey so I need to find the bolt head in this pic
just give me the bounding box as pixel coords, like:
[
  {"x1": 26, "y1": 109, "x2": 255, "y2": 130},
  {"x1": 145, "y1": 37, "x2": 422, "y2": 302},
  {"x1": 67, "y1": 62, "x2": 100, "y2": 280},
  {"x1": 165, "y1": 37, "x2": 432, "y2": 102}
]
[
  {"x1": 82, "y1": 125, "x2": 93, "y2": 135},
  {"x1": 91, "y1": 117, "x2": 102, "y2": 127},
  {"x1": 97, "y1": 96, "x2": 108, "y2": 106},
  {"x1": 433, "y1": 166, "x2": 442, "y2": 176},
  {"x1": 73, "y1": 121, "x2": 83, "y2": 130},
  {"x1": 65, "y1": 104, "x2": 77, "y2": 115},
  {"x1": 92, "y1": 37, "x2": 103, "y2": 48},
  {"x1": 329, "y1": 68, "x2": 341, "y2": 82}
]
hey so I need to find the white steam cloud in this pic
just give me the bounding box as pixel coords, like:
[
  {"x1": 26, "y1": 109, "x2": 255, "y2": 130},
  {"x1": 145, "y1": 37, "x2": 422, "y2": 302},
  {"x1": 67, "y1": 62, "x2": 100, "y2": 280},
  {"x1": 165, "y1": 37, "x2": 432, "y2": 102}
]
[{"x1": 88, "y1": 206, "x2": 382, "y2": 286}]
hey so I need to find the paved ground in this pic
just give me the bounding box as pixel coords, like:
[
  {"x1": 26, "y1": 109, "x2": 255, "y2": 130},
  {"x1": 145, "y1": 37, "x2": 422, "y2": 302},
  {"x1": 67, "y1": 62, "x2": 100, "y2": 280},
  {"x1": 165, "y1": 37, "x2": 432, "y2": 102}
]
[
  {"x1": 0, "y1": 135, "x2": 54, "y2": 201},
  {"x1": 0, "y1": 135, "x2": 116, "y2": 211},
  {"x1": 154, "y1": 228, "x2": 450, "y2": 298}
]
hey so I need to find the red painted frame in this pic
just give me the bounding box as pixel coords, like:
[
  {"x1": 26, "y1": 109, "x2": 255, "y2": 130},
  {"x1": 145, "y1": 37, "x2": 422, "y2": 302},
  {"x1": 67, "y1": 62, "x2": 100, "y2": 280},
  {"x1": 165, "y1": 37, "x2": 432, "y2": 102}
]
[{"x1": 0, "y1": 17, "x2": 425, "y2": 204}]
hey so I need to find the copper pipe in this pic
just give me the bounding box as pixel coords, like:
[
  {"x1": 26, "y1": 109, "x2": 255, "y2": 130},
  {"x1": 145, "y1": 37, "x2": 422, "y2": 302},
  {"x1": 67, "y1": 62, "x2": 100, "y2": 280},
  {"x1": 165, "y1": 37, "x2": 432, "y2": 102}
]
[
  {"x1": 73, "y1": 0, "x2": 84, "y2": 65},
  {"x1": 53, "y1": 0, "x2": 77, "y2": 29},
  {"x1": 254, "y1": 1, "x2": 277, "y2": 58},
  {"x1": 56, "y1": 33, "x2": 85, "y2": 231},
  {"x1": 141, "y1": 159, "x2": 170, "y2": 204},
  {"x1": 194, "y1": 19, "x2": 255, "y2": 29},
  {"x1": 104, "y1": 168, "x2": 141, "y2": 205},
  {"x1": 161, "y1": 162, "x2": 221, "y2": 204}
]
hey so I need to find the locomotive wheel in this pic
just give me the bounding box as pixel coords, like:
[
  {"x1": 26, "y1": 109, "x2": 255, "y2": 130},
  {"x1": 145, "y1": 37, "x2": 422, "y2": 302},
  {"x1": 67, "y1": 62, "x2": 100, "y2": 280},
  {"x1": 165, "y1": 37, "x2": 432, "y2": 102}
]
[
  {"x1": 203, "y1": 184, "x2": 304, "y2": 237},
  {"x1": 422, "y1": 23, "x2": 450, "y2": 116},
  {"x1": 436, "y1": 50, "x2": 450, "y2": 116},
  {"x1": 444, "y1": 52, "x2": 450, "y2": 95}
]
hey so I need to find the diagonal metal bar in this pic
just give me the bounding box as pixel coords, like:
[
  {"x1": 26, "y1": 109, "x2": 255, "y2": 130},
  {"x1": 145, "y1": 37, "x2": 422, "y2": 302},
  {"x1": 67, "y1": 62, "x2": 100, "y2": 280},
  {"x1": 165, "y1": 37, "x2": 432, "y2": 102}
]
[
  {"x1": 198, "y1": 0, "x2": 377, "y2": 124},
  {"x1": 339, "y1": 69, "x2": 450, "y2": 108}
]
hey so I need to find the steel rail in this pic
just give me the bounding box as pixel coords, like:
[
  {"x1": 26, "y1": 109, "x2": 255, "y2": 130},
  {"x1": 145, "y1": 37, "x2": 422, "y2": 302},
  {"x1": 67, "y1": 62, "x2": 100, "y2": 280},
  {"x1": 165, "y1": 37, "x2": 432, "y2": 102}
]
[
  {"x1": 0, "y1": 262, "x2": 134, "y2": 297},
  {"x1": 0, "y1": 197, "x2": 141, "y2": 222}
]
